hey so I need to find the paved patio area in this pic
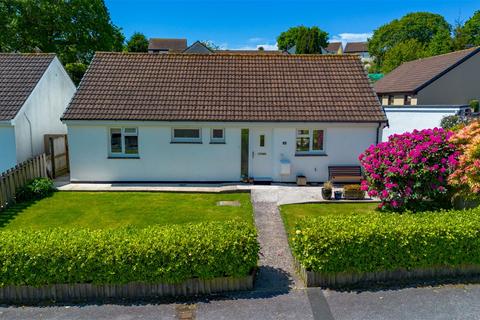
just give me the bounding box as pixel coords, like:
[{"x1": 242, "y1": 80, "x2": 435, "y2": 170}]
[{"x1": 54, "y1": 177, "x2": 377, "y2": 205}]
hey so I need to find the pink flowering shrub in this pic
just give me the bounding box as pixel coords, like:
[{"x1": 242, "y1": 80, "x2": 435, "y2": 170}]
[
  {"x1": 448, "y1": 121, "x2": 480, "y2": 196},
  {"x1": 359, "y1": 128, "x2": 459, "y2": 210}
]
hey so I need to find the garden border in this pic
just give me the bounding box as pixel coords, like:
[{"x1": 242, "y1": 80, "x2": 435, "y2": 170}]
[
  {"x1": 294, "y1": 258, "x2": 480, "y2": 288},
  {"x1": 0, "y1": 273, "x2": 254, "y2": 303}
]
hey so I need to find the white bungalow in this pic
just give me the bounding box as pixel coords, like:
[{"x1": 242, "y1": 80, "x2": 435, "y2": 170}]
[
  {"x1": 0, "y1": 54, "x2": 76, "y2": 173},
  {"x1": 62, "y1": 53, "x2": 387, "y2": 183}
]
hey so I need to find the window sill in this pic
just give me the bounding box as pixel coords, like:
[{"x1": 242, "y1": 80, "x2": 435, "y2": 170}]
[
  {"x1": 210, "y1": 141, "x2": 226, "y2": 144},
  {"x1": 170, "y1": 141, "x2": 203, "y2": 144},
  {"x1": 108, "y1": 156, "x2": 140, "y2": 159},
  {"x1": 295, "y1": 153, "x2": 328, "y2": 157}
]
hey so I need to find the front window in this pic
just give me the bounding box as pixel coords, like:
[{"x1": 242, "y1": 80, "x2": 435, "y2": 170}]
[
  {"x1": 110, "y1": 128, "x2": 138, "y2": 157},
  {"x1": 210, "y1": 128, "x2": 225, "y2": 143},
  {"x1": 172, "y1": 128, "x2": 202, "y2": 143},
  {"x1": 296, "y1": 129, "x2": 325, "y2": 153}
]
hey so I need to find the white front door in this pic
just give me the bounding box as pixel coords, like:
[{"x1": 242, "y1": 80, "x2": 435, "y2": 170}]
[{"x1": 250, "y1": 128, "x2": 273, "y2": 179}]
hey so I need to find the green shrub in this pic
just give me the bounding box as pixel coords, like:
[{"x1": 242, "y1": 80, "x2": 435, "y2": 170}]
[
  {"x1": 469, "y1": 99, "x2": 479, "y2": 113},
  {"x1": 291, "y1": 209, "x2": 480, "y2": 273},
  {"x1": 0, "y1": 221, "x2": 258, "y2": 286},
  {"x1": 16, "y1": 178, "x2": 56, "y2": 203}
]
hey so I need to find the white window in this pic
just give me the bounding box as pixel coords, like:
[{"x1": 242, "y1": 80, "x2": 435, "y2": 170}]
[
  {"x1": 296, "y1": 129, "x2": 325, "y2": 153},
  {"x1": 210, "y1": 128, "x2": 225, "y2": 143},
  {"x1": 110, "y1": 128, "x2": 138, "y2": 157},
  {"x1": 172, "y1": 128, "x2": 202, "y2": 143}
]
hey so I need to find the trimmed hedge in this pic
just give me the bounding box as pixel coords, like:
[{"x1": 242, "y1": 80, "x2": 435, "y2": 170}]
[
  {"x1": 291, "y1": 209, "x2": 480, "y2": 273},
  {"x1": 0, "y1": 221, "x2": 258, "y2": 287}
]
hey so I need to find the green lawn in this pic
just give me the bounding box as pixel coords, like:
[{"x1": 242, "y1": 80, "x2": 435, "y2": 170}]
[
  {"x1": 0, "y1": 192, "x2": 253, "y2": 230},
  {"x1": 280, "y1": 202, "x2": 378, "y2": 232}
]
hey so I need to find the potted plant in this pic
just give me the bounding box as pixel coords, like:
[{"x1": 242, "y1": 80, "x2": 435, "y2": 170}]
[
  {"x1": 344, "y1": 184, "x2": 365, "y2": 200},
  {"x1": 322, "y1": 181, "x2": 333, "y2": 200},
  {"x1": 334, "y1": 190, "x2": 343, "y2": 200}
]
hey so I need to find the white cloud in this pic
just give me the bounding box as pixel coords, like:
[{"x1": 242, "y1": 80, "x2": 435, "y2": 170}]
[
  {"x1": 330, "y1": 32, "x2": 373, "y2": 45},
  {"x1": 233, "y1": 43, "x2": 278, "y2": 50},
  {"x1": 248, "y1": 37, "x2": 264, "y2": 43}
]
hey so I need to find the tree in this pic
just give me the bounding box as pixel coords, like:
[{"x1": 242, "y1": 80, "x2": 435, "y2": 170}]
[
  {"x1": 368, "y1": 12, "x2": 452, "y2": 70},
  {"x1": 200, "y1": 40, "x2": 220, "y2": 51},
  {"x1": 277, "y1": 26, "x2": 328, "y2": 53},
  {"x1": 65, "y1": 62, "x2": 88, "y2": 85},
  {"x1": 382, "y1": 39, "x2": 427, "y2": 73},
  {"x1": 126, "y1": 32, "x2": 148, "y2": 52},
  {"x1": 0, "y1": 0, "x2": 124, "y2": 84},
  {"x1": 455, "y1": 10, "x2": 480, "y2": 48}
]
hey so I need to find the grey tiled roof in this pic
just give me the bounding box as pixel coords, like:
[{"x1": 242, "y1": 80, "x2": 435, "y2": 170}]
[
  {"x1": 375, "y1": 47, "x2": 480, "y2": 94},
  {"x1": 0, "y1": 53, "x2": 55, "y2": 121},
  {"x1": 62, "y1": 52, "x2": 386, "y2": 123},
  {"x1": 344, "y1": 42, "x2": 368, "y2": 53},
  {"x1": 148, "y1": 38, "x2": 187, "y2": 52}
]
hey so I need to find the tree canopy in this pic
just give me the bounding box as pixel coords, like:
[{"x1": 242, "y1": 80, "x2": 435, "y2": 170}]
[
  {"x1": 382, "y1": 39, "x2": 427, "y2": 73},
  {"x1": 455, "y1": 10, "x2": 480, "y2": 48},
  {"x1": 0, "y1": 0, "x2": 124, "y2": 84},
  {"x1": 277, "y1": 26, "x2": 328, "y2": 53},
  {"x1": 126, "y1": 32, "x2": 149, "y2": 52},
  {"x1": 368, "y1": 12, "x2": 452, "y2": 72}
]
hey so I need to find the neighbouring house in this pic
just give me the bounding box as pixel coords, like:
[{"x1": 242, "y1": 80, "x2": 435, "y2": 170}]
[
  {"x1": 62, "y1": 53, "x2": 386, "y2": 183},
  {"x1": 183, "y1": 41, "x2": 214, "y2": 54},
  {"x1": 323, "y1": 42, "x2": 343, "y2": 55},
  {"x1": 0, "y1": 54, "x2": 76, "y2": 173},
  {"x1": 375, "y1": 47, "x2": 480, "y2": 139},
  {"x1": 148, "y1": 38, "x2": 188, "y2": 53},
  {"x1": 159, "y1": 40, "x2": 286, "y2": 55},
  {"x1": 344, "y1": 42, "x2": 370, "y2": 60}
]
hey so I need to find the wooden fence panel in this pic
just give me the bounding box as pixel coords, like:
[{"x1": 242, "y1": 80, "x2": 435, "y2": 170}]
[{"x1": 0, "y1": 154, "x2": 48, "y2": 211}]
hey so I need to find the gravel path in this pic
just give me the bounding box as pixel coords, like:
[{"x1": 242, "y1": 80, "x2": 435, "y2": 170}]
[{"x1": 252, "y1": 201, "x2": 303, "y2": 291}]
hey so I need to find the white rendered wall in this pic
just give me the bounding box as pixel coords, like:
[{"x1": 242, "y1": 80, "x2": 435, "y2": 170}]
[
  {"x1": 12, "y1": 57, "x2": 76, "y2": 163},
  {"x1": 383, "y1": 107, "x2": 461, "y2": 141},
  {"x1": 67, "y1": 121, "x2": 380, "y2": 183},
  {"x1": 0, "y1": 125, "x2": 17, "y2": 173},
  {"x1": 68, "y1": 125, "x2": 242, "y2": 182}
]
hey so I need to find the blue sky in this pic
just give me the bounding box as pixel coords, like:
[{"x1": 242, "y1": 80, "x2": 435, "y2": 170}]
[{"x1": 105, "y1": 0, "x2": 479, "y2": 49}]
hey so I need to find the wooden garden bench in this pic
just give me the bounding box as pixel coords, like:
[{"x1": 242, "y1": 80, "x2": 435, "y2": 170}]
[{"x1": 328, "y1": 166, "x2": 362, "y2": 184}]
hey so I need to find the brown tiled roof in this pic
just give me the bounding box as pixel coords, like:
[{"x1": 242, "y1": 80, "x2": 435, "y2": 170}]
[
  {"x1": 148, "y1": 38, "x2": 187, "y2": 52},
  {"x1": 62, "y1": 53, "x2": 386, "y2": 123},
  {"x1": 215, "y1": 50, "x2": 285, "y2": 55},
  {"x1": 0, "y1": 53, "x2": 55, "y2": 121},
  {"x1": 375, "y1": 47, "x2": 480, "y2": 94},
  {"x1": 344, "y1": 42, "x2": 368, "y2": 53},
  {"x1": 326, "y1": 42, "x2": 342, "y2": 53}
]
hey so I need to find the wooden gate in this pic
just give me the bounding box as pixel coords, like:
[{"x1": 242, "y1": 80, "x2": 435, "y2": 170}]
[{"x1": 44, "y1": 135, "x2": 69, "y2": 179}]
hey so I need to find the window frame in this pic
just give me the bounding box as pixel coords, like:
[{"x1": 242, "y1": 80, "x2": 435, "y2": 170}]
[
  {"x1": 295, "y1": 128, "x2": 326, "y2": 155},
  {"x1": 171, "y1": 128, "x2": 202, "y2": 143},
  {"x1": 210, "y1": 128, "x2": 226, "y2": 144},
  {"x1": 109, "y1": 127, "x2": 139, "y2": 158}
]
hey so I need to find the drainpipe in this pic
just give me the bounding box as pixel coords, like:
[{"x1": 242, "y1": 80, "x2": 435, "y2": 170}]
[
  {"x1": 376, "y1": 122, "x2": 382, "y2": 144},
  {"x1": 23, "y1": 112, "x2": 34, "y2": 158}
]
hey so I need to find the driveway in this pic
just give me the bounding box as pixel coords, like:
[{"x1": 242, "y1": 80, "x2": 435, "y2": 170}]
[{"x1": 1, "y1": 187, "x2": 479, "y2": 320}]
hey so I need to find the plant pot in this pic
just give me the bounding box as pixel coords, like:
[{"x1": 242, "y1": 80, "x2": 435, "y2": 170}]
[
  {"x1": 344, "y1": 190, "x2": 366, "y2": 200},
  {"x1": 322, "y1": 188, "x2": 332, "y2": 200},
  {"x1": 334, "y1": 191, "x2": 342, "y2": 200},
  {"x1": 297, "y1": 175, "x2": 307, "y2": 186}
]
